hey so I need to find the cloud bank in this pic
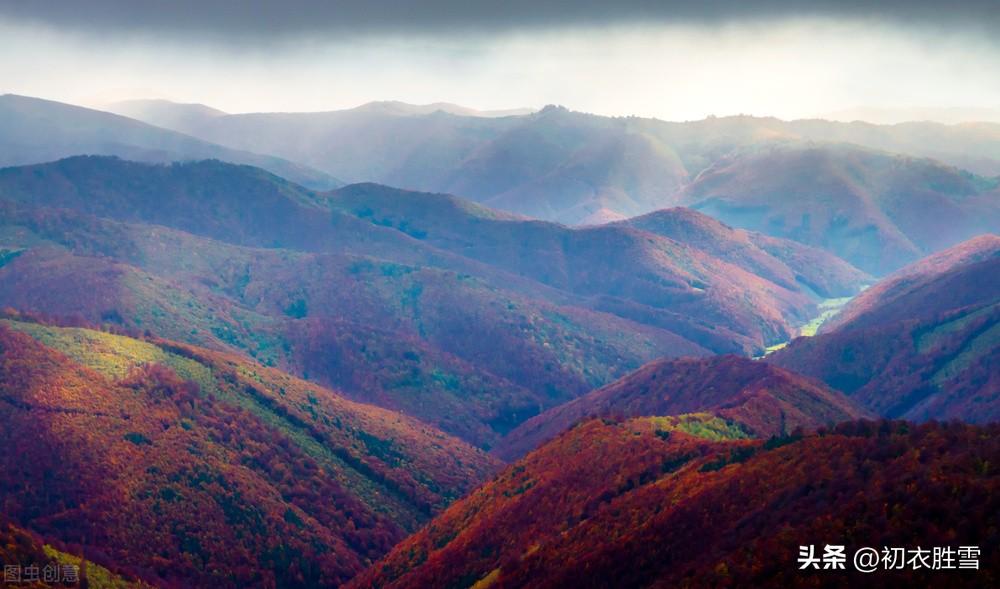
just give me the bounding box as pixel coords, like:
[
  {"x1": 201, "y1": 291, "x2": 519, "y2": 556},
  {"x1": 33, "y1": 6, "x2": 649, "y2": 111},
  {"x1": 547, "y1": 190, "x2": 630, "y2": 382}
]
[
  {"x1": 1, "y1": 1, "x2": 998, "y2": 121},
  {"x1": 1, "y1": 0, "x2": 998, "y2": 40}
]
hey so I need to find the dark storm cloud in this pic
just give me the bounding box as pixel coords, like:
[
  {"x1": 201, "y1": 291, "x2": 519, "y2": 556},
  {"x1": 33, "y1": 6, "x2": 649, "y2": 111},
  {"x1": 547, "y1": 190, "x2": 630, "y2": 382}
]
[{"x1": 1, "y1": 0, "x2": 998, "y2": 40}]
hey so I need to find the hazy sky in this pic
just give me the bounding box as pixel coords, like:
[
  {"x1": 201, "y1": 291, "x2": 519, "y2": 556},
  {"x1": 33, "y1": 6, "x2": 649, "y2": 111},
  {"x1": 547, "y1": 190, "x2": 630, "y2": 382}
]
[{"x1": 1, "y1": 1, "x2": 999, "y2": 121}]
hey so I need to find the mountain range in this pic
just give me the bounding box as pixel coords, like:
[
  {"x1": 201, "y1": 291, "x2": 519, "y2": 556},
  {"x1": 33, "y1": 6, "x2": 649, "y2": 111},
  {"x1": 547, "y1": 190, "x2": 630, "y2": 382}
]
[
  {"x1": 93, "y1": 99, "x2": 1000, "y2": 257},
  {"x1": 5, "y1": 95, "x2": 999, "y2": 276},
  {"x1": 106, "y1": 99, "x2": 535, "y2": 128},
  {"x1": 0, "y1": 156, "x2": 869, "y2": 449},
  {"x1": 0, "y1": 94, "x2": 340, "y2": 190}
]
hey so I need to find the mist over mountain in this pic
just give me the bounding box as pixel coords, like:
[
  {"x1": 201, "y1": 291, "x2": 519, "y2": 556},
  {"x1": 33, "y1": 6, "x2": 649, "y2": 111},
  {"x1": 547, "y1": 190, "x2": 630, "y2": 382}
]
[
  {"x1": 101, "y1": 99, "x2": 1000, "y2": 261},
  {"x1": 104, "y1": 98, "x2": 229, "y2": 132},
  {"x1": 0, "y1": 94, "x2": 341, "y2": 190},
  {"x1": 678, "y1": 143, "x2": 1000, "y2": 274},
  {"x1": 8, "y1": 94, "x2": 1000, "y2": 274},
  {"x1": 108, "y1": 97, "x2": 1000, "y2": 177},
  {"x1": 822, "y1": 106, "x2": 1000, "y2": 126}
]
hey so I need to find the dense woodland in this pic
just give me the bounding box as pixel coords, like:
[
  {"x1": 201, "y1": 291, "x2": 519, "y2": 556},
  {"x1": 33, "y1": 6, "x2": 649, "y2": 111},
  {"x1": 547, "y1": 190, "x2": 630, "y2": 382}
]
[
  {"x1": 355, "y1": 419, "x2": 1000, "y2": 588},
  {"x1": 0, "y1": 320, "x2": 495, "y2": 587}
]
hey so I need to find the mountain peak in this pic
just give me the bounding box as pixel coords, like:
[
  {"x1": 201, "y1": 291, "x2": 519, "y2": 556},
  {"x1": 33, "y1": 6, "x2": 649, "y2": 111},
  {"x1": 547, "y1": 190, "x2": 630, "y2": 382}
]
[{"x1": 353, "y1": 100, "x2": 533, "y2": 118}]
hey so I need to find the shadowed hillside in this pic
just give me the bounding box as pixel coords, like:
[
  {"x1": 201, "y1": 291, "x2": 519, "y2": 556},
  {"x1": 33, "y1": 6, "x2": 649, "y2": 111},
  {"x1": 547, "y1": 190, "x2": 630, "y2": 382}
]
[
  {"x1": 819, "y1": 234, "x2": 1000, "y2": 333},
  {"x1": 770, "y1": 236, "x2": 1000, "y2": 422}
]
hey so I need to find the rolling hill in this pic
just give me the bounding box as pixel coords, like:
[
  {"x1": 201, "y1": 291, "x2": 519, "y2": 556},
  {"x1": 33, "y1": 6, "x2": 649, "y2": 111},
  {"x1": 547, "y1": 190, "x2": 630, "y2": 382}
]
[
  {"x1": 770, "y1": 236, "x2": 1000, "y2": 422},
  {"x1": 0, "y1": 318, "x2": 498, "y2": 587},
  {"x1": 0, "y1": 157, "x2": 869, "y2": 448},
  {"x1": 495, "y1": 355, "x2": 870, "y2": 460},
  {"x1": 0, "y1": 94, "x2": 340, "y2": 190},
  {"x1": 352, "y1": 418, "x2": 1000, "y2": 589}
]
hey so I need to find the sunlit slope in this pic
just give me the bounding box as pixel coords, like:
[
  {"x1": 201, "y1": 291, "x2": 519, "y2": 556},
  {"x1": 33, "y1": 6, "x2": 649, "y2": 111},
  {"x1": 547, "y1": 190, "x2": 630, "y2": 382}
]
[
  {"x1": 496, "y1": 355, "x2": 870, "y2": 459},
  {"x1": 0, "y1": 319, "x2": 498, "y2": 587}
]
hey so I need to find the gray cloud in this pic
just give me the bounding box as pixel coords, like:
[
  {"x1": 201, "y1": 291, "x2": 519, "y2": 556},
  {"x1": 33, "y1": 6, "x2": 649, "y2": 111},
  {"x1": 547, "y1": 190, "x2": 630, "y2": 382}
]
[{"x1": 1, "y1": 1, "x2": 999, "y2": 40}]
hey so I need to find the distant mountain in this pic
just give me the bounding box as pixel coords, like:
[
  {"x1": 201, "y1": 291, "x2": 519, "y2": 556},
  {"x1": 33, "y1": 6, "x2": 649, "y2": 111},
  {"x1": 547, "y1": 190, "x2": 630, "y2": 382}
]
[
  {"x1": 822, "y1": 106, "x2": 1000, "y2": 125},
  {"x1": 106, "y1": 99, "x2": 533, "y2": 130},
  {"x1": 0, "y1": 318, "x2": 498, "y2": 587},
  {"x1": 442, "y1": 106, "x2": 692, "y2": 223},
  {"x1": 678, "y1": 144, "x2": 1000, "y2": 274},
  {"x1": 115, "y1": 104, "x2": 695, "y2": 224},
  {"x1": 105, "y1": 98, "x2": 228, "y2": 131},
  {"x1": 0, "y1": 157, "x2": 871, "y2": 448},
  {"x1": 349, "y1": 100, "x2": 535, "y2": 118},
  {"x1": 655, "y1": 113, "x2": 1000, "y2": 178},
  {"x1": 352, "y1": 418, "x2": 1000, "y2": 589},
  {"x1": 104, "y1": 99, "x2": 533, "y2": 190},
  {"x1": 0, "y1": 94, "x2": 341, "y2": 189},
  {"x1": 770, "y1": 235, "x2": 1000, "y2": 422},
  {"x1": 103, "y1": 100, "x2": 1000, "y2": 229},
  {"x1": 496, "y1": 355, "x2": 869, "y2": 460}
]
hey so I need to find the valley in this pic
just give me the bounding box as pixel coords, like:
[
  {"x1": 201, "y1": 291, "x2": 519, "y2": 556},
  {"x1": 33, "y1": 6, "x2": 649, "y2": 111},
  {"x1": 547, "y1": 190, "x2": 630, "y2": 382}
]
[
  {"x1": 758, "y1": 292, "x2": 862, "y2": 357},
  {"x1": 0, "y1": 155, "x2": 878, "y2": 452}
]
